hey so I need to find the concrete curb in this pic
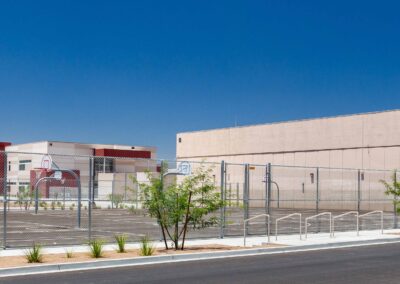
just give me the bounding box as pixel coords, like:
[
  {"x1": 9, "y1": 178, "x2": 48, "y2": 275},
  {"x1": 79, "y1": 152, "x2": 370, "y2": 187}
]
[{"x1": 1, "y1": 237, "x2": 400, "y2": 278}]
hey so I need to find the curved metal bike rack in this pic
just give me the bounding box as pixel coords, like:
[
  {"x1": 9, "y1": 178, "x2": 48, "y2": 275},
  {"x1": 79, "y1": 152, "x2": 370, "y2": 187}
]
[
  {"x1": 358, "y1": 210, "x2": 384, "y2": 234},
  {"x1": 275, "y1": 213, "x2": 302, "y2": 241},
  {"x1": 305, "y1": 212, "x2": 332, "y2": 239},
  {"x1": 243, "y1": 214, "x2": 270, "y2": 247},
  {"x1": 332, "y1": 211, "x2": 359, "y2": 237}
]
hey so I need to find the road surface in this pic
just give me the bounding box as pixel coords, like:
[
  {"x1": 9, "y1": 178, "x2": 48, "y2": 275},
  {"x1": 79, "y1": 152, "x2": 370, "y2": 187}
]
[{"x1": 3, "y1": 242, "x2": 400, "y2": 283}]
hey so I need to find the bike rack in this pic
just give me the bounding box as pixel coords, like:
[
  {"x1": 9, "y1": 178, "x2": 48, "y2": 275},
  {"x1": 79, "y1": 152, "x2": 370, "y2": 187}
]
[
  {"x1": 332, "y1": 211, "x2": 359, "y2": 237},
  {"x1": 358, "y1": 210, "x2": 384, "y2": 234},
  {"x1": 275, "y1": 213, "x2": 302, "y2": 241},
  {"x1": 243, "y1": 214, "x2": 270, "y2": 247},
  {"x1": 305, "y1": 212, "x2": 332, "y2": 239}
]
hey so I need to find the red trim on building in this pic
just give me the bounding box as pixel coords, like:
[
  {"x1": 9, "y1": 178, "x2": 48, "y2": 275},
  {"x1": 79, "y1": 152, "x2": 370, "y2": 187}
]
[
  {"x1": 94, "y1": 148, "x2": 151, "y2": 159},
  {"x1": 0, "y1": 142, "x2": 11, "y2": 150},
  {"x1": 30, "y1": 169, "x2": 80, "y2": 198},
  {"x1": 0, "y1": 142, "x2": 11, "y2": 195}
]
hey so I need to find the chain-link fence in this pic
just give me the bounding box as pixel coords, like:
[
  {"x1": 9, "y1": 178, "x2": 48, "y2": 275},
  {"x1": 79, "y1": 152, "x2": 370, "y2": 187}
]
[{"x1": 0, "y1": 150, "x2": 397, "y2": 248}]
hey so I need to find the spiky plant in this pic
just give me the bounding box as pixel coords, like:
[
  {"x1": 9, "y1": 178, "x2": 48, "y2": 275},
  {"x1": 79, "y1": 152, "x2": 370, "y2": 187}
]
[{"x1": 25, "y1": 243, "x2": 43, "y2": 263}]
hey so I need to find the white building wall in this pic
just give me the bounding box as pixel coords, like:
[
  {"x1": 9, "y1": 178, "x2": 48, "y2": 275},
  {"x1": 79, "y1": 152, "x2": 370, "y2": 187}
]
[{"x1": 177, "y1": 110, "x2": 400, "y2": 211}]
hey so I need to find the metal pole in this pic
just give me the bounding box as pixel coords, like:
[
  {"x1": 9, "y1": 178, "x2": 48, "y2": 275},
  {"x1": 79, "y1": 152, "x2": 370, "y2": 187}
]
[
  {"x1": 244, "y1": 164, "x2": 250, "y2": 237},
  {"x1": 159, "y1": 160, "x2": 164, "y2": 241},
  {"x1": 35, "y1": 179, "x2": 39, "y2": 214},
  {"x1": 267, "y1": 163, "x2": 272, "y2": 215},
  {"x1": 316, "y1": 167, "x2": 320, "y2": 232},
  {"x1": 77, "y1": 173, "x2": 82, "y2": 228},
  {"x1": 111, "y1": 174, "x2": 115, "y2": 209},
  {"x1": 124, "y1": 173, "x2": 127, "y2": 202},
  {"x1": 223, "y1": 163, "x2": 227, "y2": 232},
  {"x1": 219, "y1": 161, "x2": 225, "y2": 239},
  {"x1": 3, "y1": 152, "x2": 7, "y2": 249},
  {"x1": 88, "y1": 157, "x2": 93, "y2": 241},
  {"x1": 265, "y1": 164, "x2": 269, "y2": 235},
  {"x1": 316, "y1": 168, "x2": 319, "y2": 214},
  {"x1": 357, "y1": 170, "x2": 361, "y2": 213},
  {"x1": 394, "y1": 170, "x2": 398, "y2": 229},
  {"x1": 236, "y1": 182, "x2": 239, "y2": 207}
]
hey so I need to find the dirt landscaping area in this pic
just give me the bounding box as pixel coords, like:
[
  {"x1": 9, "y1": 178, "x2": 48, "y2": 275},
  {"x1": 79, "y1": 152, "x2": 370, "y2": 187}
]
[{"x1": 0, "y1": 243, "x2": 284, "y2": 269}]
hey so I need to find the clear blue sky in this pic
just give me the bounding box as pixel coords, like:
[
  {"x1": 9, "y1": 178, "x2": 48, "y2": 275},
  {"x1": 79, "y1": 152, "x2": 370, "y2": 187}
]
[{"x1": 1, "y1": 1, "x2": 400, "y2": 158}]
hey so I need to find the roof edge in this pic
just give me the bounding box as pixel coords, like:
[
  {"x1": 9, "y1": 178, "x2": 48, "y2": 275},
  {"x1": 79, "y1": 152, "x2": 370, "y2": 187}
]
[{"x1": 177, "y1": 109, "x2": 400, "y2": 136}]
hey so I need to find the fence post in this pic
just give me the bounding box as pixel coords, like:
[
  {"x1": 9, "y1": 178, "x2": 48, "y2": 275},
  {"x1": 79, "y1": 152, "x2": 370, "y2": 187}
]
[
  {"x1": 236, "y1": 183, "x2": 239, "y2": 207},
  {"x1": 316, "y1": 167, "x2": 320, "y2": 232},
  {"x1": 2, "y1": 152, "x2": 7, "y2": 249},
  {"x1": 35, "y1": 179, "x2": 39, "y2": 214},
  {"x1": 88, "y1": 157, "x2": 93, "y2": 242},
  {"x1": 316, "y1": 167, "x2": 320, "y2": 215},
  {"x1": 244, "y1": 164, "x2": 250, "y2": 237},
  {"x1": 267, "y1": 163, "x2": 272, "y2": 215},
  {"x1": 357, "y1": 170, "x2": 361, "y2": 213},
  {"x1": 265, "y1": 164, "x2": 269, "y2": 235},
  {"x1": 394, "y1": 170, "x2": 398, "y2": 229},
  {"x1": 219, "y1": 161, "x2": 225, "y2": 239}
]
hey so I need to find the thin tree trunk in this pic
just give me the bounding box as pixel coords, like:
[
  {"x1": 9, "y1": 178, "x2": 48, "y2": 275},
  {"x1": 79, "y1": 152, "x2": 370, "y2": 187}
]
[
  {"x1": 181, "y1": 192, "x2": 192, "y2": 250},
  {"x1": 156, "y1": 209, "x2": 169, "y2": 250},
  {"x1": 160, "y1": 222, "x2": 169, "y2": 250}
]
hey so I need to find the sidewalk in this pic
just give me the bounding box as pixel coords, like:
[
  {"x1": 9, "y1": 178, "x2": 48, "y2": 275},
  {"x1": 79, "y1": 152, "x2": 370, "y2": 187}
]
[{"x1": 0, "y1": 229, "x2": 399, "y2": 278}]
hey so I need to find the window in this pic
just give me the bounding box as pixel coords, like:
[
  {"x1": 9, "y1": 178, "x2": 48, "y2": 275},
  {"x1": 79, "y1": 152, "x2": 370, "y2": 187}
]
[
  {"x1": 94, "y1": 158, "x2": 114, "y2": 173},
  {"x1": 178, "y1": 137, "x2": 182, "y2": 143},
  {"x1": 8, "y1": 162, "x2": 11, "y2": 171},
  {"x1": 19, "y1": 160, "x2": 32, "y2": 171},
  {"x1": 93, "y1": 158, "x2": 114, "y2": 199}
]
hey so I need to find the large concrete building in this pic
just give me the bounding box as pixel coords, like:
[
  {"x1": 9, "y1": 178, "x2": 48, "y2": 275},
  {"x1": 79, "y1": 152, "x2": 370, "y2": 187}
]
[
  {"x1": 177, "y1": 110, "x2": 400, "y2": 211},
  {"x1": 4, "y1": 141, "x2": 157, "y2": 199},
  {"x1": 177, "y1": 109, "x2": 400, "y2": 170}
]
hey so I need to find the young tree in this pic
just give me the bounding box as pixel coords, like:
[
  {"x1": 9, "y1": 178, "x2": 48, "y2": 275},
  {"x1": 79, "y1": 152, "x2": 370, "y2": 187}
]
[
  {"x1": 136, "y1": 165, "x2": 224, "y2": 250},
  {"x1": 381, "y1": 170, "x2": 400, "y2": 212},
  {"x1": 107, "y1": 193, "x2": 124, "y2": 209}
]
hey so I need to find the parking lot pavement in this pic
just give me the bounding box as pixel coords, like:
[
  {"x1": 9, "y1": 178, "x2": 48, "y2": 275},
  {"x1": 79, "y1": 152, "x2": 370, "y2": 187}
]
[{"x1": 1, "y1": 207, "x2": 394, "y2": 248}]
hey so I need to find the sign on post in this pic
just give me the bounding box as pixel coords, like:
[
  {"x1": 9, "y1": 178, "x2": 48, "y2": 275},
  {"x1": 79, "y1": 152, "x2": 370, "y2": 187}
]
[
  {"x1": 177, "y1": 161, "x2": 192, "y2": 176},
  {"x1": 41, "y1": 155, "x2": 53, "y2": 170}
]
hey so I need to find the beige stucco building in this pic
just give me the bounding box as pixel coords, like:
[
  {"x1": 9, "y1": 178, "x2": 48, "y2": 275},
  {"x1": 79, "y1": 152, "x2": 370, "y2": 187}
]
[
  {"x1": 177, "y1": 110, "x2": 400, "y2": 170},
  {"x1": 177, "y1": 110, "x2": 400, "y2": 211},
  {"x1": 5, "y1": 141, "x2": 157, "y2": 200}
]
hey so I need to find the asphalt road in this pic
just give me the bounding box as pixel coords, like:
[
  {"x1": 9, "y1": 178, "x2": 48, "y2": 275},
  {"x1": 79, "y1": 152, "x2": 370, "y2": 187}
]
[{"x1": 3, "y1": 242, "x2": 400, "y2": 284}]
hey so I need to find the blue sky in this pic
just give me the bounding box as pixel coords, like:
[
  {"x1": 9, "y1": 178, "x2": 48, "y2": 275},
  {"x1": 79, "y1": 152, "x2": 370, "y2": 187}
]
[{"x1": 1, "y1": 1, "x2": 399, "y2": 158}]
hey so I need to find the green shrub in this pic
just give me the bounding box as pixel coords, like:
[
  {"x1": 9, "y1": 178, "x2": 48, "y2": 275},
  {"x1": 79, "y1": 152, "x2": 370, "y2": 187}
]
[
  {"x1": 89, "y1": 239, "x2": 104, "y2": 258},
  {"x1": 139, "y1": 236, "x2": 155, "y2": 256},
  {"x1": 115, "y1": 234, "x2": 127, "y2": 253},
  {"x1": 25, "y1": 243, "x2": 43, "y2": 263}
]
